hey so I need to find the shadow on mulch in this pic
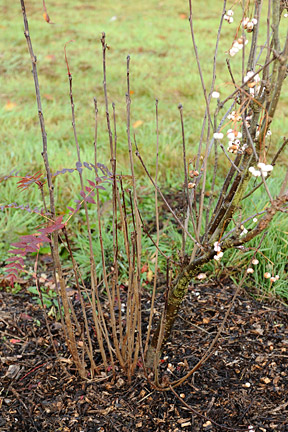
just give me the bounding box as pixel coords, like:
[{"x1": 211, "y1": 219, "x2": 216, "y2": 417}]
[{"x1": 0, "y1": 281, "x2": 288, "y2": 432}]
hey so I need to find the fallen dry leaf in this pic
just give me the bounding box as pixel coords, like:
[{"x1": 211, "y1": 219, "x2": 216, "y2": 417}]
[
  {"x1": 4, "y1": 101, "x2": 17, "y2": 111},
  {"x1": 133, "y1": 120, "x2": 143, "y2": 128},
  {"x1": 43, "y1": 94, "x2": 53, "y2": 101},
  {"x1": 261, "y1": 377, "x2": 271, "y2": 384},
  {"x1": 147, "y1": 269, "x2": 153, "y2": 282},
  {"x1": 45, "y1": 54, "x2": 56, "y2": 61},
  {"x1": 9, "y1": 339, "x2": 21, "y2": 344},
  {"x1": 4, "y1": 364, "x2": 21, "y2": 379}
]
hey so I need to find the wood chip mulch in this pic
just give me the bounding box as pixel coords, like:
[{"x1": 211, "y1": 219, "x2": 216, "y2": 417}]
[{"x1": 1, "y1": 281, "x2": 288, "y2": 432}]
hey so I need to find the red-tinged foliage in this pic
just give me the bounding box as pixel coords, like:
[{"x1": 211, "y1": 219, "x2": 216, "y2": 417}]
[
  {"x1": 0, "y1": 169, "x2": 20, "y2": 182},
  {"x1": 7, "y1": 249, "x2": 26, "y2": 255},
  {"x1": 17, "y1": 172, "x2": 45, "y2": 191},
  {"x1": 4, "y1": 263, "x2": 24, "y2": 270},
  {"x1": 4, "y1": 217, "x2": 67, "y2": 286},
  {"x1": 38, "y1": 216, "x2": 65, "y2": 234},
  {"x1": 85, "y1": 196, "x2": 96, "y2": 204},
  {"x1": 6, "y1": 257, "x2": 25, "y2": 265}
]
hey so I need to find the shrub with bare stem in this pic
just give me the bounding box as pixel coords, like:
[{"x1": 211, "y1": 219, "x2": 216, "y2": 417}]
[{"x1": 2, "y1": 0, "x2": 287, "y2": 388}]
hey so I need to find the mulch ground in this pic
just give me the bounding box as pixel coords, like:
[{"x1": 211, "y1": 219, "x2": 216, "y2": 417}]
[{"x1": 1, "y1": 280, "x2": 288, "y2": 432}]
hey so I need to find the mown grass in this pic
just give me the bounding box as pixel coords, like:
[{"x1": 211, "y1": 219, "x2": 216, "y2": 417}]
[{"x1": 0, "y1": 0, "x2": 287, "y2": 297}]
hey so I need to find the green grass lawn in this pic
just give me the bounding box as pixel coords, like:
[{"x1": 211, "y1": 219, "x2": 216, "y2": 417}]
[{"x1": 0, "y1": 0, "x2": 287, "y2": 298}]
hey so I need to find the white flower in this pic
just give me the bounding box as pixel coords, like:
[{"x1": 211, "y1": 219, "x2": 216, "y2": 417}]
[
  {"x1": 249, "y1": 167, "x2": 261, "y2": 177},
  {"x1": 244, "y1": 71, "x2": 254, "y2": 82},
  {"x1": 266, "y1": 130, "x2": 272, "y2": 136},
  {"x1": 188, "y1": 182, "x2": 196, "y2": 189},
  {"x1": 270, "y1": 277, "x2": 276, "y2": 282},
  {"x1": 227, "y1": 132, "x2": 235, "y2": 140},
  {"x1": 275, "y1": 275, "x2": 280, "y2": 280},
  {"x1": 264, "y1": 164, "x2": 273, "y2": 172},
  {"x1": 197, "y1": 273, "x2": 207, "y2": 280},
  {"x1": 257, "y1": 162, "x2": 266, "y2": 170},
  {"x1": 253, "y1": 218, "x2": 258, "y2": 223},
  {"x1": 217, "y1": 251, "x2": 223, "y2": 258},
  {"x1": 284, "y1": 13, "x2": 288, "y2": 18},
  {"x1": 214, "y1": 241, "x2": 221, "y2": 252},
  {"x1": 226, "y1": 9, "x2": 234, "y2": 17},
  {"x1": 224, "y1": 13, "x2": 234, "y2": 24},
  {"x1": 214, "y1": 132, "x2": 224, "y2": 139},
  {"x1": 242, "y1": 17, "x2": 249, "y2": 28},
  {"x1": 212, "y1": 91, "x2": 220, "y2": 99},
  {"x1": 214, "y1": 254, "x2": 221, "y2": 261},
  {"x1": 252, "y1": 259, "x2": 259, "y2": 265},
  {"x1": 251, "y1": 18, "x2": 258, "y2": 25},
  {"x1": 247, "y1": 268, "x2": 254, "y2": 274},
  {"x1": 264, "y1": 272, "x2": 271, "y2": 279},
  {"x1": 240, "y1": 227, "x2": 248, "y2": 237}
]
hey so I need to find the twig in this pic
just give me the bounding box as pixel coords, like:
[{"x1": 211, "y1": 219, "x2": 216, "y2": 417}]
[{"x1": 169, "y1": 385, "x2": 249, "y2": 431}]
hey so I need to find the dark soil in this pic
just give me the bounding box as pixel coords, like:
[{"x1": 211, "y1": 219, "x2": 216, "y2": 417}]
[{"x1": 1, "y1": 281, "x2": 288, "y2": 432}]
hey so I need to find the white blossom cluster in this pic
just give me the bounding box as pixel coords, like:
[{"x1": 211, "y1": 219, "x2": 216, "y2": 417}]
[
  {"x1": 249, "y1": 162, "x2": 273, "y2": 178},
  {"x1": 224, "y1": 9, "x2": 234, "y2": 24},
  {"x1": 244, "y1": 70, "x2": 261, "y2": 96},
  {"x1": 229, "y1": 36, "x2": 249, "y2": 57},
  {"x1": 255, "y1": 125, "x2": 272, "y2": 138},
  {"x1": 227, "y1": 129, "x2": 244, "y2": 153},
  {"x1": 227, "y1": 111, "x2": 242, "y2": 122},
  {"x1": 242, "y1": 17, "x2": 258, "y2": 32},
  {"x1": 213, "y1": 241, "x2": 223, "y2": 261},
  {"x1": 213, "y1": 129, "x2": 247, "y2": 154}
]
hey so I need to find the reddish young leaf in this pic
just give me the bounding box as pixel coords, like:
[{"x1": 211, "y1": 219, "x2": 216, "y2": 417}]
[
  {"x1": 37, "y1": 235, "x2": 51, "y2": 243},
  {"x1": 85, "y1": 196, "x2": 96, "y2": 204},
  {"x1": 6, "y1": 257, "x2": 25, "y2": 265},
  {"x1": 5, "y1": 263, "x2": 23, "y2": 270},
  {"x1": 8, "y1": 249, "x2": 26, "y2": 255},
  {"x1": 6, "y1": 268, "x2": 19, "y2": 275}
]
